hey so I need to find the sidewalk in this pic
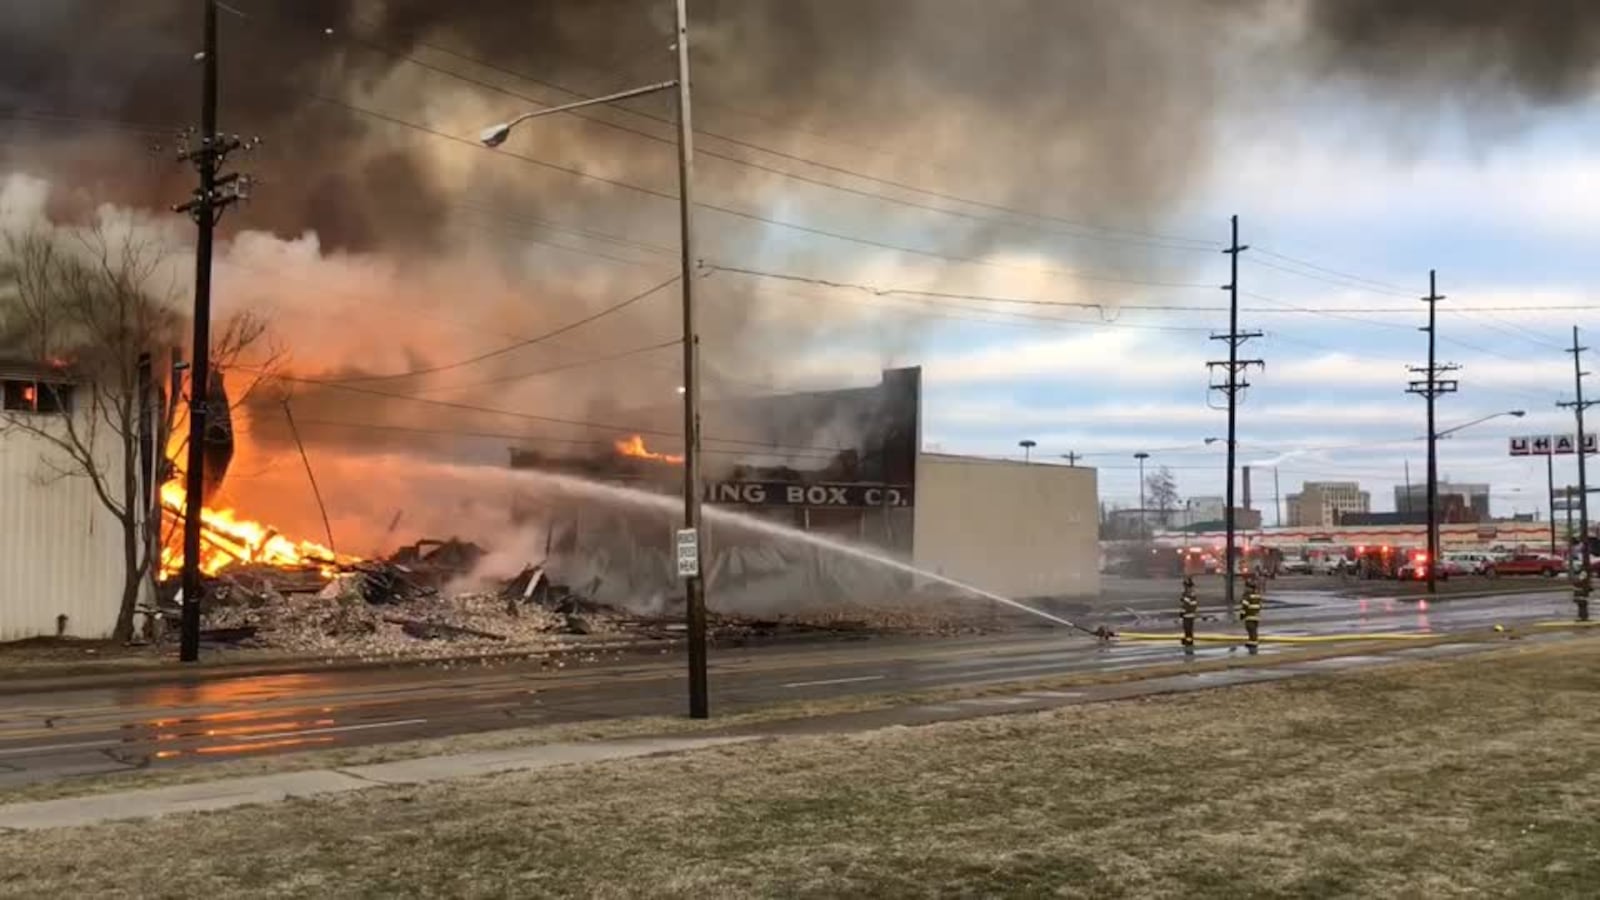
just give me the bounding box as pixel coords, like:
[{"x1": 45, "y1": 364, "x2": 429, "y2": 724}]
[{"x1": 0, "y1": 631, "x2": 1570, "y2": 833}]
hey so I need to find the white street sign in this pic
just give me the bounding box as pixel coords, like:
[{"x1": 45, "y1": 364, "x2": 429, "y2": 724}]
[{"x1": 675, "y1": 528, "x2": 700, "y2": 578}]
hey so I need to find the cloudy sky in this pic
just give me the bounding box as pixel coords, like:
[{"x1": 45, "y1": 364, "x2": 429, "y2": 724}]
[{"x1": 886, "y1": 118, "x2": 1600, "y2": 521}]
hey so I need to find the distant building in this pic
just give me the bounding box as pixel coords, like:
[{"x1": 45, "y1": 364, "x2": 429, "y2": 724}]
[
  {"x1": 1286, "y1": 481, "x2": 1371, "y2": 528},
  {"x1": 1184, "y1": 507, "x2": 1263, "y2": 532},
  {"x1": 1184, "y1": 495, "x2": 1226, "y2": 526},
  {"x1": 1394, "y1": 481, "x2": 1490, "y2": 522}
]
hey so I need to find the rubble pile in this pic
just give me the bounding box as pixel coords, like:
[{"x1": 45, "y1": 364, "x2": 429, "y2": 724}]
[
  {"x1": 163, "y1": 536, "x2": 636, "y2": 657},
  {"x1": 156, "y1": 533, "x2": 1003, "y2": 658}
]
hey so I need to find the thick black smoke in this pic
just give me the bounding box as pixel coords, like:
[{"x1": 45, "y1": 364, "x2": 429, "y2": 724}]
[
  {"x1": 7, "y1": 1, "x2": 1600, "y2": 253},
  {"x1": 1308, "y1": 0, "x2": 1600, "y2": 103}
]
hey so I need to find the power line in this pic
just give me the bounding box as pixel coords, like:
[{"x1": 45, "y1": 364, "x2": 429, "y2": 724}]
[
  {"x1": 297, "y1": 91, "x2": 1221, "y2": 291},
  {"x1": 250, "y1": 6, "x2": 1220, "y2": 255},
  {"x1": 261, "y1": 372, "x2": 850, "y2": 454},
  {"x1": 410, "y1": 337, "x2": 682, "y2": 395},
  {"x1": 286, "y1": 418, "x2": 839, "y2": 459},
  {"x1": 1249, "y1": 247, "x2": 1416, "y2": 296},
  {"x1": 0, "y1": 109, "x2": 181, "y2": 136},
  {"x1": 319, "y1": 274, "x2": 680, "y2": 385},
  {"x1": 711, "y1": 266, "x2": 1216, "y2": 334}
]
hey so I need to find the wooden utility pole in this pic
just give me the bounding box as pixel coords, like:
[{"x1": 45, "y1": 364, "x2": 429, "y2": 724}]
[
  {"x1": 1207, "y1": 215, "x2": 1262, "y2": 609},
  {"x1": 1559, "y1": 327, "x2": 1593, "y2": 620},
  {"x1": 1406, "y1": 270, "x2": 1458, "y2": 596}
]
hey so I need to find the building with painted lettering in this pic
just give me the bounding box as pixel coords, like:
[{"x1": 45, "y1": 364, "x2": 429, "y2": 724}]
[{"x1": 508, "y1": 366, "x2": 1099, "y2": 607}]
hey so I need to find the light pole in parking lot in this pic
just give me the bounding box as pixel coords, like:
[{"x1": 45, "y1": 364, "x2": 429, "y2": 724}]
[
  {"x1": 1134, "y1": 451, "x2": 1150, "y2": 537},
  {"x1": 1430, "y1": 409, "x2": 1526, "y2": 592}
]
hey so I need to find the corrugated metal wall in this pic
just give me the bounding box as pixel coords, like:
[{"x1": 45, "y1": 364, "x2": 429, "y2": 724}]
[
  {"x1": 913, "y1": 454, "x2": 1100, "y2": 599},
  {"x1": 0, "y1": 415, "x2": 134, "y2": 641}
]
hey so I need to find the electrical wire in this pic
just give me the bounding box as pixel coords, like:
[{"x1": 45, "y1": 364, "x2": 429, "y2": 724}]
[
  {"x1": 261, "y1": 372, "x2": 852, "y2": 455},
  {"x1": 243, "y1": 5, "x2": 1221, "y2": 255},
  {"x1": 317, "y1": 274, "x2": 680, "y2": 385},
  {"x1": 286, "y1": 418, "x2": 840, "y2": 459},
  {"x1": 410, "y1": 337, "x2": 682, "y2": 395},
  {"x1": 1250, "y1": 246, "x2": 1418, "y2": 295}
]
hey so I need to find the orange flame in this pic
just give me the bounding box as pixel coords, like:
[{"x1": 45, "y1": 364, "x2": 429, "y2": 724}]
[
  {"x1": 159, "y1": 482, "x2": 352, "y2": 578},
  {"x1": 614, "y1": 434, "x2": 684, "y2": 465}
]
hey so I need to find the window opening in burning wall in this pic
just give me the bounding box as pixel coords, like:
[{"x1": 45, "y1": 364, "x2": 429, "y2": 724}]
[{"x1": 1, "y1": 378, "x2": 73, "y2": 414}]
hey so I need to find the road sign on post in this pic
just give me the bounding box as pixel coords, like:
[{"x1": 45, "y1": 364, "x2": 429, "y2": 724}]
[
  {"x1": 675, "y1": 528, "x2": 700, "y2": 578},
  {"x1": 1510, "y1": 436, "x2": 1531, "y2": 456}
]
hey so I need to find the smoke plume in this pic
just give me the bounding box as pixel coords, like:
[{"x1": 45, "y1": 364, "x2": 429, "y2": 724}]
[{"x1": 6, "y1": 0, "x2": 1600, "y2": 551}]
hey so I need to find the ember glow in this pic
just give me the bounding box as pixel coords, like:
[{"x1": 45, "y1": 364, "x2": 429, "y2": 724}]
[
  {"x1": 158, "y1": 482, "x2": 351, "y2": 577},
  {"x1": 614, "y1": 434, "x2": 684, "y2": 465}
]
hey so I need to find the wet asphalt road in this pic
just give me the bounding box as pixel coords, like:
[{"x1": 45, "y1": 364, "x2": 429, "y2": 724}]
[{"x1": 0, "y1": 588, "x2": 1574, "y2": 789}]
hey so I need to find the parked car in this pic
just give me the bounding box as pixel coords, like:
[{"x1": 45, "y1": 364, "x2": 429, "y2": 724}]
[
  {"x1": 1280, "y1": 556, "x2": 1314, "y2": 575},
  {"x1": 1444, "y1": 552, "x2": 1496, "y2": 576},
  {"x1": 1397, "y1": 556, "x2": 1454, "y2": 581},
  {"x1": 1483, "y1": 554, "x2": 1563, "y2": 578},
  {"x1": 1315, "y1": 556, "x2": 1351, "y2": 576}
]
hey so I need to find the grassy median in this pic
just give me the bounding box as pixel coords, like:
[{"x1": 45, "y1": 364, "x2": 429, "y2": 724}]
[{"x1": 3, "y1": 636, "x2": 1598, "y2": 898}]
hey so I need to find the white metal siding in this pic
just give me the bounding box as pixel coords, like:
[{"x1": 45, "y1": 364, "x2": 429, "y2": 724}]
[
  {"x1": 0, "y1": 412, "x2": 132, "y2": 640},
  {"x1": 913, "y1": 454, "x2": 1100, "y2": 598}
]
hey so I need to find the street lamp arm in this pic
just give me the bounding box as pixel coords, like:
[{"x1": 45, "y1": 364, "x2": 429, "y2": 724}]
[
  {"x1": 1435, "y1": 409, "x2": 1526, "y2": 439},
  {"x1": 481, "y1": 80, "x2": 679, "y2": 146}
]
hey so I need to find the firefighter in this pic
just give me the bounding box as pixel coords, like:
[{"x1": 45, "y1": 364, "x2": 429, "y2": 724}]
[
  {"x1": 1179, "y1": 576, "x2": 1199, "y2": 652},
  {"x1": 1239, "y1": 574, "x2": 1264, "y2": 653}
]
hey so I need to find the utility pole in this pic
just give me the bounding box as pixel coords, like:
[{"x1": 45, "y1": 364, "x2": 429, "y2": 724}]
[
  {"x1": 1547, "y1": 452, "x2": 1558, "y2": 556},
  {"x1": 1406, "y1": 270, "x2": 1459, "y2": 596},
  {"x1": 1207, "y1": 215, "x2": 1262, "y2": 609},
  {"x1": 1061, "y1": 451, "x2": 1081, "y2": 467},
  {"x1": 672, "y1": 0, "x2": 710, "y2": 718},
  {"x1": 173, "y1": 0, "x2": 251, "y2": 663},
  {"x1": 1559, "y1": 326, "x2": 1593, "y2": 620},
  {"x1": 1134, "y1": 451, "x2": 1150, "y2": 538},
  {"x1": 1273, "y1": 468, "x2": 1282, "y2": 528}
]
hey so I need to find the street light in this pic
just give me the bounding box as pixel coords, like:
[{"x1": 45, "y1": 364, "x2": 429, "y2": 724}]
[
  {"x1": 1435, "y1": 409, "x2": 1526, "y2": 439},
  {"x1": 1019, "y1": 439, "x2": 1036, "y2": 463},
  {"x1": 1423, "y1": 409, "x2": 1526, "y2": 594},
  {"x1": 480, "y1": 0, "x2": 710, "y2": 718},
  {"x1": 1134, "y1": 451, "x2": 1151, "y2": 536}
]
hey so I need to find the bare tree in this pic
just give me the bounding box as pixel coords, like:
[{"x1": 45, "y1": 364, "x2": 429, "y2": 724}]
[
  {"x1": 0, "y1": 224, "x2": 274, "y2": 641},
  {"x1": 1145, "y1": 466, "x2": 1180, "y2": 528}
]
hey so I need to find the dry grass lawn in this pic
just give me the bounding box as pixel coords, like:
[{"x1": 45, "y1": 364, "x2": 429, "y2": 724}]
[{"x1": 2, "y1": 637, "x2": 1598, "y2": 898}]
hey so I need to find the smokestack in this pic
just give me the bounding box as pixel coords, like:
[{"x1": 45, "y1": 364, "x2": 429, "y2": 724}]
[{"x1": 1242, "y1": 465, "x2": 1253, "y2": 512}]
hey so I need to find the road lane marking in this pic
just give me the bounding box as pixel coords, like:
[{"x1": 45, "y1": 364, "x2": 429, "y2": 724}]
[
  {"x1": 0, "y1": 736, "x2": 121, "y2": 755},
  {"x1": 781, "y1": 675, "x2": 886, "y2": 689},
  {"x1": 242, "y1": 718, "x2": 430, "y2": 741}
]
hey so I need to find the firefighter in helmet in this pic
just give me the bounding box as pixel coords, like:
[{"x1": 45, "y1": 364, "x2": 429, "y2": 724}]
[
  {"x1": 1239, "y1": 573, "x2": 1264, "y2": 653},
  {"x1": 1179, "y1": 576, "x2": 1199, "y2": 652}
]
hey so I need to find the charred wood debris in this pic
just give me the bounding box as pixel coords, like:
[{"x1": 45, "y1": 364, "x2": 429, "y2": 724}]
[{"x1": 145, "y1": 538, "x2": 893, "y2": 653}]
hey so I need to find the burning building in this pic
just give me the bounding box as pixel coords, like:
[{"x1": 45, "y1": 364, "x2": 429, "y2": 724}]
[{"x1": 510, "y1": 366, "x2": 1099, "y2": 613}]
